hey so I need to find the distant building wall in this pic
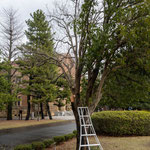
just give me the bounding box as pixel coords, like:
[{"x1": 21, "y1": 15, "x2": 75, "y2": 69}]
[{"x1": 0, "y1": 54, "x2": 75, "y2": 118}]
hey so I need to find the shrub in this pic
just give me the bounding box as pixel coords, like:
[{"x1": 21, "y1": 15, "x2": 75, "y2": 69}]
[
  {"x1": 64, "y1": 134, "x2": 70, "y2": 141},
  {"x1": 69, "y1": 133, "x2": 75, "y2": 139},
  {"x1": 53, "y1": 135, "x2": 65, "y2": 144},
  {"x1": 43, "y1": 139, "x2": 54, "y2": 148},
  {"x1": 14, "y1": 144, "x2": 32, "y2": 150},
  {"x1": 73, "y1": 130, "x2": 77, "y2": 136},
  {"x1": 32, "y1": 141, "x2": 45, "y2": 150},
  {"x1": 64, "y1": 133, "x2": 75, "y2": 141},
  {"x1": 92, "y1": 111, "x2": 150, "y2": 136},
  {"x1": 14, "y1": 131, "x2": 77, "y2": 150}
]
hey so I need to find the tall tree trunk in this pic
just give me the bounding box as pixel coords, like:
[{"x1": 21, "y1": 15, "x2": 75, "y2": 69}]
[
  {"x1": 75, "y1": 112, "x2": 81, "y2": 150},
  {"x1": 7, "y1": 102, "x2": 12, "y2": 120},
  {"x1": 40, "y1": 102, "x2": 44, "y2": 119},
  {"x1": 46, "y1": 101, "x2": 52, "y2": 120},
  {"x1": 72, "y1": 102, "x2": 87, "y2": 150},
  {"x1": 26, "y1": 95, "x2": 31, "y2": 120},
  {"x1": 37, "y1": 103, "x2": 40, "y2": 121},
  {"x1": 7, "y1": 69, "x2": 13, "y2": 120},
  {"x1": 74, "y1": 109, "x2": 88, "y2": 150}
]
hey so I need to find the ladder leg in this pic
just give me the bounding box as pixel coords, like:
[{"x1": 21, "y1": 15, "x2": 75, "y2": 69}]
[
  {"x1": 78, "y1": 107, "x2": 103, "y2": 150},
  {"x1": 79, "y1": 110, "x2": 82, "y2": 150},
  {"x1": 82, "y1": 108, "x2": 90, "y2": 150}
]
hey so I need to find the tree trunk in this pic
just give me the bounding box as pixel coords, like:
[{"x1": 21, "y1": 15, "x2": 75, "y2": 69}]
[
  {"x1": 37, "y1": 103, "x2": 40, "y2": 121},
  {"x1": 73, "y1": 107, "x2": 88, "y2": 150},
  {"x1": 40, "y1": 102, "x2": 44, "y2": 119},
  {"x1": 76, "y1": 117, "x2": 81, "y2": 150},
  {"x1": 26, "y1": 95, "x2": 31, "y2": 120},
  {"x1": 72, "y1": 102, "x2": 88, "y2": 150},
  {"x1": 7, "y1": 102, "x2": 12, "y2": 120},
  {"x1": 7, "y1": 69, "x2": 13, "y2": 120},
  {"x1": 46, "y1": 102, "x2": 52, "y2": 120},
  {"x1": 89, "y1": 68, "x2": 109, "y2": 113},
  {"x1": 72, "y1": 103, "x2": 80, "y2": 150}
]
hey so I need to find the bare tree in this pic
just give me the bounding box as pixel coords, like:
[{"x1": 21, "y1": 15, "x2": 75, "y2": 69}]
[
  {"x1": 0, "y1": 8, "x2": 24, "y2": 120},
  {"x1": 46, "y1": 0, "x2": 150, "y2": 149}
]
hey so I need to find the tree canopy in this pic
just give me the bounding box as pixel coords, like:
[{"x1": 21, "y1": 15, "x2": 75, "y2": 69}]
[{"x1": 47, "y1": 0, "x2": 150, "y2": 149}]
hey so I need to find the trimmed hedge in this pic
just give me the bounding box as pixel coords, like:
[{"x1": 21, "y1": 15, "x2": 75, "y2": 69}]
[
  {"x1": 14, "y1": 144, "x2": 32, "y2": 150},
  {"x1": 14, "y1": 130, "x2": 77, "y2": 150},
  {"x1": 92, "y1": 111, "x2": 150, "y2": 136},
  {"x1": 73, "y1": 130, "x2": 77, "y2": 136},
  {"x1": 64, "y1": 133, "x2": 75, "y2": 141},
  {"x1": 53, "y1": 135, "x2": 65, "y2": 144},
  {"x1": 43, "y1": 139, "x2": 54, "y2": 148},
  {"x1": 32, "y1": 141, "x2": 45, "y2": 150}
]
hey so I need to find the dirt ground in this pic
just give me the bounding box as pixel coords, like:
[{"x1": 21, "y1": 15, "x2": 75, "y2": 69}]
[{"x1": 47, "y1": 136, "x2": 150, "y2": 150}]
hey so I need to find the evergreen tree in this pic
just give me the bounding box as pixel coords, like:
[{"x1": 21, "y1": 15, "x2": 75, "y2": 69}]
[
  {"x1": 0, "y1": 8, "x2": 23, "y2": 120},
  {"x1": 25, "y1": 9, "x2": 53, "y2": 54},
  {"x1": 18, "y1": 9, "x2": 56, "y2": 120}
]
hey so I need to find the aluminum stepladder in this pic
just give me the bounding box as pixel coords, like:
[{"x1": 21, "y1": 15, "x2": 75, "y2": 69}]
[{"x1": 77, "y1": 107, "x2": 103, "y2": 150}]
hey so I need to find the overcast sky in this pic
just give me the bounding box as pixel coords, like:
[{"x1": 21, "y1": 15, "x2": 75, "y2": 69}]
[
  {"x1": 0, "y1": 0, "x2": 55, "y2": 23},
  {"x1": 0, "y1": 0, "x2": 62, "y2": 43}
]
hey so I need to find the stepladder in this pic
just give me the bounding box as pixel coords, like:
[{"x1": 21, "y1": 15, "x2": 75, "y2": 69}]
[{"x1": 77, "y1": 107, "x2": 103, "y2": 150}]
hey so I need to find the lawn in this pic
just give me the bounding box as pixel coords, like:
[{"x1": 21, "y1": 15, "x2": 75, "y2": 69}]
[
  {"x1": 47, "y1": 136, "x2": 150, "y2": 150},
  {"x1": 0, "y1": 119, "x2": 65, "y2": 130}
]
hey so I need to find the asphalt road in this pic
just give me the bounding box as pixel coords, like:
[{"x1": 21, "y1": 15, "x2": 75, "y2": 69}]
[{"x1": 0, "y1": 121, "x2": 76, "y2": 150}]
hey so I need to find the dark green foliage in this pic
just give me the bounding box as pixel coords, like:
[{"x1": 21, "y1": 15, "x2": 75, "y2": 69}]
[
  {"x1": 25, "y1": 9, "x2": 53, "y2": 52},
  {"x1": 53, "y1": 135, "x2": 65, "y2": 144},
  {"x1": 54, "y1": 77, "x2": 71, "y2": 111},
  {"x1": 0, "y1": 74, "x2": 10, "y2": 110},
  {"x1": 31, "y1": 141, "x2": 45, "y2": 150},
  {"x1": 98, "y1": 66, "x2": 150, "y2": 110},
  {"x1": 0, "y1": 62, "x2": 18, "y2": 115},
  {"x1": 53, "y1": 132, "x2": 76, "y2": 143},
  {"x1": 18, "y1": 9, "x2": 57, "y2": 120},
  {"x1": 92, "y1": 111, "x2": 150, "y2": 136},
  {"x1": 14, "y1": 144, "x2": 32, "y2": 150},
  {"x1": 73, "y1": 130, "x2": 77, "y2": 136},
  {"x1": 14, "y1": 131, "x2": 76, "y2": 149},
  {"x1": 43, "y1": 139, "x2": 54, "y2": 148},
  {"x1": 64, "y1": 133, "x2": 75, "y2": 141}
]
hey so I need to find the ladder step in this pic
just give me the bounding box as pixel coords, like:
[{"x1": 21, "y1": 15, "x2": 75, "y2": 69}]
[
  {"x1": 81, "y1": 124, "x2": 92, "y2": 126},
  {"x1": 81, "y1": 134, "x2": 96, "y2": 136},
  {"x1": 78, "y1": 107, "x2": 88, "y2": 109},
  {"x1": 81, "y1": 144, "x2": 100, "y2": 147},
  {"x1": 79, "y1": 115, "x2": 89, "y2": 117}
]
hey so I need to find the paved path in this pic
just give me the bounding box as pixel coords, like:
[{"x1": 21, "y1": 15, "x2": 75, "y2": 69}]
[{"x1": 0, "y1": 120, "x2": 76, "y2": 150}]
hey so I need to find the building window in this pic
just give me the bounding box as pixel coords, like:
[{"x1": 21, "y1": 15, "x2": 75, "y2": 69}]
[
  {"x1": 16, "y1": 96, "x2": 22, "y2": 106},
  {"x1": 18, "y1": 101, "x2": 21, "y2": 106}
]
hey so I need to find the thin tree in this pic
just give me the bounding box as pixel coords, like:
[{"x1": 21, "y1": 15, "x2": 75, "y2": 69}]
[{"x1": 0, "y1": 8, "x2": 23, "y2": 120}]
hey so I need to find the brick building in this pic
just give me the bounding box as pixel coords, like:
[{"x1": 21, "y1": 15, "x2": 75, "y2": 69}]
[{"x1": 0, "y1": 54, "x2": 75, "y2": 118}]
